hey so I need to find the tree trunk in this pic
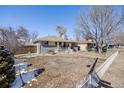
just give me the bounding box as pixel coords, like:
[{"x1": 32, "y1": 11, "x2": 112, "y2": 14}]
[
  {"x1": 98, "y1": 47, "x2": 102, "y2": 53},
  {"x1": 96, "y1": 41, "x2": 102, "y2": 53}
]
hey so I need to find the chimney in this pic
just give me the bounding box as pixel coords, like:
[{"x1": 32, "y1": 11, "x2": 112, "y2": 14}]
[{"x1": 61, "y1": 34, "x2": 65, "y2": 39}]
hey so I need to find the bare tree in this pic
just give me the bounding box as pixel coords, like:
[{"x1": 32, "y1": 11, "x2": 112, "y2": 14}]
[
  {"x1": 111, "y1": 31, "x2": 124, "y2": 46},
  {"x1": 74, "y1": 28, "x2": 82, "y2": 41},
  {"x1": 0, "y1": 28, "x2": 9, "y2": 47},
  {"x1": 74, "y1": 27, "x2": 93, "y2": 41},
  {"x1": 0, "y1": 27, "x2": 21, "y2": 53},
  {"x1": 0, "y1": 26, "x2": 37, "y2": 53},
  {"x1": 7, "y1": 27, "x2": 20, "y2": 52},
  {"x1": 56, "y1": 25, "x2": 68, "y2": 39},
  {"x1": 16, "y1": 26, "x2": 30, "y2": 44},
  {"x1": 76, "y1": 6, "x2": 124, "y2": 53},
  {"x1": 29, "y1": 31, "x2": 38, "y2": 42}
]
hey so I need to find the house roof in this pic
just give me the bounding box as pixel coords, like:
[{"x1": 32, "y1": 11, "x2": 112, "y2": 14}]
[
  {"x1": 24, "y1": 42, "x2": 37, "y2": 46},
  {"x1": 34, "y1": 36, "x2": 96, "y2": 44},
  {"x1": 34, "y1": 36, "x2": 77, "y2": 43},
  {"x1": 78, "y1": 40, "x2": 96, "y2": 44}
]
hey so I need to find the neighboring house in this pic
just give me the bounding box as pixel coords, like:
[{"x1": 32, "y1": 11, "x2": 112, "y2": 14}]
[
  {"x1": 24, "y1": 42, "x2": 37, "y2": 53},
  {"x1": 78, "y1": 40, "x2": 96, "y2": 51},
  {"x1": 15, "y1": 42, "x2": 37, "y2": 54}
]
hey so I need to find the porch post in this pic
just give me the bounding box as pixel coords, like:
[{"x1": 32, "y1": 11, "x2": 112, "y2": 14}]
[
  {"x1": 68, "y1": 43, "x2": 72, "y2": 53},
  {"x1": 37, "y1": 42, "x2": 41, "y2": 54},
  {"x1": 69, "y1": 43, "x2": 72, "y2": 48},
  {"x1": 57, "y1": 42, "x2": 59, "y2": 48},
  {"x1": 61, "y1": 42, "x2": 64, "y2": 47}
]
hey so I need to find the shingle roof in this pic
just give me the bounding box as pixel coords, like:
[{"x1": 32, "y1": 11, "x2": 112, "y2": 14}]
[
  {"x1": 78, "y1": 40, "x2": 96, "y2": 44},
  {"x1": 34, "y1": 36, "x2": 95, "y2": 44},
  {"x1": 34, "y1": 36, "x2": 77, "y2": 43}
]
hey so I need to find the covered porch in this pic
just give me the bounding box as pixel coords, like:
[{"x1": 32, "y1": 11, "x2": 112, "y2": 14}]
[
  {"x1": 36, "y1": 41, "x2": 77, "y2": 54},
  {"x1": 34, "y1": 36, "x2": 78, "y2": 54}
]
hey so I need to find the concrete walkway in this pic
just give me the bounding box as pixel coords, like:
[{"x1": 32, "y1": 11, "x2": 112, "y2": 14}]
[{"x1": 102, "y1": 51, "x2": 124, "y2": 88}]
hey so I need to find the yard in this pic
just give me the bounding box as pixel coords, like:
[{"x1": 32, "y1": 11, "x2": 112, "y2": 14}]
[
  {"x1": 14, "y1": 50, "x2": 114, "y2": 88},
  {"x1": 102, "y1": 49, "x2": 124, "y2": 87}
]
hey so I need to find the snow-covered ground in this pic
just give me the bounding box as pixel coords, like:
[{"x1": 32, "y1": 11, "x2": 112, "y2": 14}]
[
  {"x1": 10, "y1": 69, "x2": 38, "y2": 88},
  {"x1": 10, "y1": 59, "x2": 41, "y2": 88}
]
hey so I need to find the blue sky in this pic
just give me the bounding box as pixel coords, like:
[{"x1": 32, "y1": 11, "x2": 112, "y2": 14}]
[{"x1": 0, "y1": 5, "x2": 122, "y2": 39}]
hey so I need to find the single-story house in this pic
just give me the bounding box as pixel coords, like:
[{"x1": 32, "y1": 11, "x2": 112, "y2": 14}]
[
  {"x1": 78, "y1": 40, "x2": 96, "y2": 51},
  {"x1": 33, "y1": 36, "x2": 96, "y2": 54},
  {"x1": 34, "y1": 36, "x2": 78, "y2": 54}
]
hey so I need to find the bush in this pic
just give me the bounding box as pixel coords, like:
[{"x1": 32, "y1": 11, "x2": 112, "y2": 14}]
[{"x1": 0, "y1": 46, "x2": 15, "y2": 88}]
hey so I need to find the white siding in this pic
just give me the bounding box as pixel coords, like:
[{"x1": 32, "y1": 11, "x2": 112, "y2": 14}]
[{"x1": 78, "y1": 44, "x2": 87, "y2": 51}]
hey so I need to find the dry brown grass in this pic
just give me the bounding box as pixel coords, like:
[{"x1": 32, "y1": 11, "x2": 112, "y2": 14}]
[
  {"x1": 102, "y1": 50, "x2": 124, "y2": 88},
  {"x1": 17, "y1": 50, "x2": 115, "y2": 88}
]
